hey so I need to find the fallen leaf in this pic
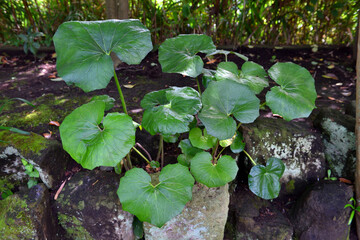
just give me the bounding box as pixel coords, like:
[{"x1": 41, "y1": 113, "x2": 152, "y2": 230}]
[
  {"x1": 49, "y1": 120, "x2": 60, "y2": 126},
  {"x1": 341, "y1": 91, "x2": 352, "y2": 97},
  {"x1": 51, "y1": 53, "x2": 57, "y2": 58},
  {"x1": 48, "y1": 73, "x2": 57, "y2": 79},
  {"x1": 54, "y1": 177, "x2": 70, "y2": 200},
  {"x1": 43, "y1": 130, "x2": 52, "y2": 139},
  {"x1": 322, "y1": 73, "x2": 338, "y2": 80},
  {"x1": 339, "y1": 178, "x2": 352, "y2": 184},
  {"x1": 327, "y1": 64, "x2": 335, "y2": 69},
  {"x1": 123, "y1": 84, "x2": 136, "y2": 89},
  {"x1": 328, "y1": 96, "x2": 336, "y2": 101},
  {"x1": 206, "y1": 58, "x2": 218, "y2": 64}
]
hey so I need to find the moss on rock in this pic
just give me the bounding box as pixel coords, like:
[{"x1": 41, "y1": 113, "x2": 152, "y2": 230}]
[
  {"x1": 0, "y1": 131, "x2": 47, "y2": 156},
  {"x1": 0, "y1": 194, "x2": 36, "y2": 238}
]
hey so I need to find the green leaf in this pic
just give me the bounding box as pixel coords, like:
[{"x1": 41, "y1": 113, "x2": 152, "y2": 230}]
[
  {"x1": 230, "y1": 131, "x2": 245, "y2": 153},
  {"x1": 1, "y1": 189, "x2": 13, "y2": 199},
  {"x1": 199, "y1": 80, "x2": 260, "y2": 140},
  {"x1": 0, "y1": 126, "x2": 31, "y2": 135},
  {"x1": 118, "y1": 164, "x2": 194, "y2": 227},
  {"x1": 177, "y1": 139, "x2": 203, "y2": 167},
  {"x1": 248, "y1": 158, "x2": 285, "y2": 200},
  {"x1": 90, "y1": 95, "x2": 115, "y2": 111},
  {"x1": 266, "y1": 62, "x2": 317, "y2": 121},
  {"x1": 202, "y1": 68, "x2": 216, "y2": 88},
  {"x1": 215, "y1": 61, "x2": 268, "y2": 94},
  {"x1": 159, "y1": 34, "x2": 216, "y2": 78},
  {"x1": 27, "y1": 179, "x2": 38, "y2": 189},
  {"x1": 21, "y1": 158, "x2": 28, "y2": 166},
  {"x1": 189, "y1": 127, "x2": 217, "y2": 150},
  {"x1": 28, "y1": 170, "x2": 39, "y2": 178},
  {"x1": 141, "y1": 87, "x2": 201, "y2": 135},
  {"x1": 190, "y1": 152, "x2": 238, "y2": 187},
  {"x1": 163, "y1": 134, "x2": 179, "y2": 143},
  {"x1": 24, "y1": 164, "x2": 34, "y2": 174},
  {"x1": 60, "y1": 101, "x2": 135, "y2": 170},
  {"x1": 149, "y1": 161, "x2": 160, "y2": 169},
  {"x1": 53, "y1": 19, "x2": 152, "y2": 92}
]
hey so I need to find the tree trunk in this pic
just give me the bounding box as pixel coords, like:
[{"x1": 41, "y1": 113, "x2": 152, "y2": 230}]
[
  {"x1": 106, "y1": 0, "x2": 129, "y2": 19},
  {"x1": 355, "y1": 15, "x2": 360, "y2": 238}
]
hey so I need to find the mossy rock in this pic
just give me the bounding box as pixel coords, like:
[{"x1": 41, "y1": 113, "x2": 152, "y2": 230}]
[
  {"x1": 0, "y1": 184, "x2": 60, "y2": 239},
  {"x1": 242, "y1": 117, "x2": 326, "y2": 197},
  {"x1": 56, "y1": 170, "x2": 134, "y2": 240},
  {"x1": 0, "y1": 130, "x2": 73, "y2": 189},
  {"x1": 225, "y1": 184, "x2": 293, "y2": 240},
  {"x1": 0, "y1": 93, "x2": 90, "y2": 135}
]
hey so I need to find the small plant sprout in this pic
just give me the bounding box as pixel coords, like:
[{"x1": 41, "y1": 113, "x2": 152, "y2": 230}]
[
  {"x1": 344, "y1": 197, "x2": 360, "y2": 226},
  {"x1": 53, "y1": 20, "x2": 317, "y2": 227},
  {"x1": 324, "y1": 169, "x2": 337, "y2": 181}
]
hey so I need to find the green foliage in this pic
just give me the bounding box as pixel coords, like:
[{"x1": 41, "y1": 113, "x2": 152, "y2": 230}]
[
  {"x1": 199, "y1": 80, "x2": 260, "y2": 140},
  {"x1": 248, "y1": 158, "x2": 285, "y2": 200},
  {"x1": 140, "y1": 86, "x2": 202, "y2": 135},
  {"x1": 18, "y1": 28, "x2": 44, "y2": 56},
  {"x1": 21, "y1": 159, "x2": 39, "y2": 189},
  {"x1": 266, "y1": 62, "x2": 317, "y2": 121},
  {"x1": 324, "y1": 169, "x2": 337, "y2": 181},
  {"x1": 344, "y1": 197, "x2": 360, "y2": 226},
  {"x1": 190, "y1": 152, "x2": 238, "y2": 188},
  {"x1": 59, "y1": 100, "x2": 135, "y2": 170},
  {"x1": 54, "y1": 21, "x2": 317, "y2": 228},
  {"x1": 118, "y1": 164, "x2": 194, "y2": 227},
  {"x1": 159, "y1": 34, "x2": 216, "y2": 78},
  {"x1": 53, "y1": 19, "x2": 152, "y2": 92}
]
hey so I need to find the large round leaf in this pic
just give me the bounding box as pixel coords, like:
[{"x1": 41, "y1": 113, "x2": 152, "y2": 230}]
[
  {"x1": 190, "y1": 152, "x2": 238, "y2": 187},
  {"x1": 198, "y1": 80, "x2": 260, "y2": 140},
  {"x1": 59, "y1": 101, "x2": 135, "y2": 170},
  {"x1": 53, "y1": 19, "x2": 152, "y2": 92},
  {"x1": 248, "y1": 158, "x2": 285, "y2": 200},
  {"x1": 118, "y1": 164, "x2": 194, "y2": 227},
  {"x1": 230, "y1": 131, "x2": 246, "y2": 153},
  {"x1": 266, "y1": 62, "x2": 317, "y2": 121},
  {"x1": 189, "y1": 127, "x2": 217, "y2": 150},
  {"x1": 177, "y1": 139, "x2": 203, "y2": 167},
  {"x1": 141, "y1": 87, "x2": 202, "y2": 135},
  {"x1": 159, "y1": 34, "x2": 216, "y2": 78},
  {"x1": 215, "y1": 61, "x2": 268, "y2": 94}
]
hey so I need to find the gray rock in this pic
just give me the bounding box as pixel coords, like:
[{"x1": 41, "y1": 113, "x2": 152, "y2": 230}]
[
  {"x1": 292, "y1": 181, "x2": 353, "y2": 240},
  {"x1": 56, "y1": 170, "x2": 134, "y2": 240},
  {"x1": 225, "y1": 184, "x2": 293, "y2": 240},
  {"x1": 0, "y1": 131, "x2": 72, "y2": 189},
  {"x1": 314, "y1": 108, "x2": 356, "y2": 180},
  {"x1": 144, "y1": 183, "x2": 229, "y2": 240},
  {"x1": 0, "y1": 183, "x2": 60, "y2": 239},
  {"x1": 242, "y1": 117, "x2": 326, "y2": 196}
]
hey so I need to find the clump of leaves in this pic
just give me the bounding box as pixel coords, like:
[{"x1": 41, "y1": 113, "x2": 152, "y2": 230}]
[
  {"x1": 53, "y1": 22, "x2": 317, "y2": 228},
  {"x1": 21, "y1": 159, "x2": 40, "y2": 188}
]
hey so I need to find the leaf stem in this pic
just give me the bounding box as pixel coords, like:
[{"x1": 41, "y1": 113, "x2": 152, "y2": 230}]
[
  {"x1": 132, "y1": 147, "x2": 150, "y2": 164},
  {"x1": 260, "y1": 102, "x2": 267, "y2": 109},
  {"x1": 243, "y1": 150, "x2": 257, "y2": 166},
  {"x1": 113, "y1": 69, "x2": 128, "y2": 115},
  {"x1": 236, "y1": 122, "x2": 242, "y2": 131},
  {"x1": 212, "y1": 140, "x2": 219, "y2": 161},
  {"x1": 135, "y1": 143, "x2": 153, "y2": 161},
  {"x1": 156, "y1": 135, "x2": 164, "y2": 168},
  {"x1": 196, "y1": 77, "x2": 202, "y2": 95},
  {"x1": 215, "y1": 147, "x2": 226, "y2": 163}
]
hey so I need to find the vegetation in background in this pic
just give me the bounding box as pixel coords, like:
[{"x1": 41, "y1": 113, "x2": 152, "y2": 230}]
[{"x1": 0, "y1": 0, "x2": 359, "y2": 48}]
